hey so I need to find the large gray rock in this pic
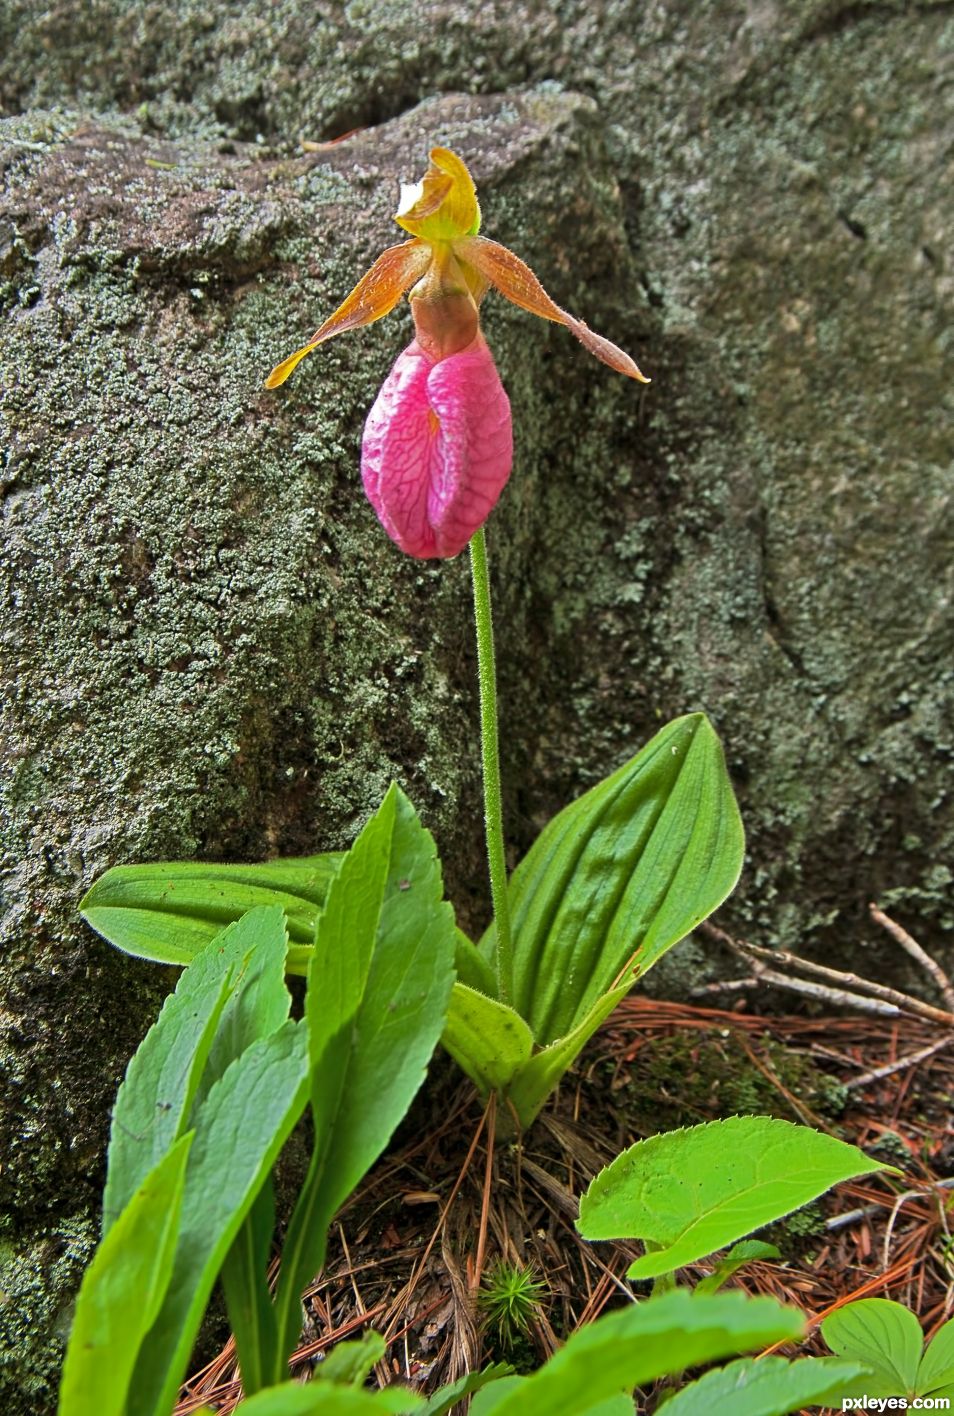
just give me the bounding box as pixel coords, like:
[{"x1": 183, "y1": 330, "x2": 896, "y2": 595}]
[{"x1": 2, "y1": 0, "x2": 952, "y2": 1405}]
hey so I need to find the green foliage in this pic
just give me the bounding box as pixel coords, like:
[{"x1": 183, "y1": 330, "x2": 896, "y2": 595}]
[
  {"x1": 314, "y1": 1332, "x2": 386, "y2": 1386},
  {"x1": 478, "y1": 1261, "x2": 547, "y2": 1348},
  {"x1": 578, "y1": 1116, "x2": 892, "y2": 1280},
  {"x1": 480, "y1": 713, "x2": 744, "y2": 1042},
  {"x1": 57, "y1": 1136, "x2": 192, "y2": 1416},
  {"x1": 440, "y1": 713, "x2": 746, "y2": 1127},
  {"x1": 468, "y1": 1289, "x2": 804, "y2": 1416},
  {"x1": 694, "y1": 1240, "x2": 781, "y2": 1296},
  {"x1": 231, "y1": 1385, "x2": 423, "y2": 1414},
  {"x1": 661, "y1": 1355, "x2": 866, "y2": 1414},
  {"x1": 270, "y1": 784, "x2": 457, "y2": 1379},
  {"x1": 80, "y1": 855, "x2": 342, "y2": 972},
  {"x1": 821, "y1": 1298, "x2": 954, "y2": 1401}
]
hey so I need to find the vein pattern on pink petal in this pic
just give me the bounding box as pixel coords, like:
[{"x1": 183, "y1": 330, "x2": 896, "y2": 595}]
[{"x1": 361, "y1": 335, "x2": 513, "y2": 559}]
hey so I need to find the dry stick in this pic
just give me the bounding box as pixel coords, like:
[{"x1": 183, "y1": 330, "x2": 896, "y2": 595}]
[
  {"x1": 870, "y1": 902, "x2": 954, "y2": 1012},
  {"x1": 846, "y1": 1035, "x2": 954, "y2": 1090},
  {"x1": 472, "y1": 1092, "x2": 496, "y2": 1292},
  {"x1": 701, "y1": 922, "x2": 954, "y2": 1027}
]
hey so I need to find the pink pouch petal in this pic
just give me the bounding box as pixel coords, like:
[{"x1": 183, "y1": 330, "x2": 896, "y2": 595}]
[{"x1": 361, "y1": 335, "x2": 513, "y2": 558}]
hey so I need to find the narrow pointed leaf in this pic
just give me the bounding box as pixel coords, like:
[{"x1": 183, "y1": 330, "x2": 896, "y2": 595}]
[
  {"x1": 470, "y1": 1290, "x2": 804, "y2": 1416},
  {"x1": 131, "y1": 1019, "x2": 311, "y2": 1416},
  {"x1": 662, "y1": 1356, "x2": 868, "y2": 1415},
  {"x1": 81, "y1": 855, "x2": 341, "y2": 969},
  {"x1": 454, "y1": 929, "x2": 497, "y2": 995},
  {"x1": 441, "y1": 984, "x2": 533, "y2": 1097},
  {"x1": 482, "y1": 714, "x2": 744, "y2": 1043},
  {"x1": 273, "y1": 786, "x2": 456, "y2": 1375},
  {"x1": 503, "y1": 984, "x2": 628, "y2": 1128},
  {"x1": 58, "y1": 1135, "x2": 192, "y2": 1416},
  {"x1": 579, "y1": 1117, "x2": 893, "y2": 1280},
  {"x1": 822, "y1": 1299, "x2": 924, "y2": 1399}
]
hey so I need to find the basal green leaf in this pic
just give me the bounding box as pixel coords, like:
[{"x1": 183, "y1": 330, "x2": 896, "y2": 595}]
[
  {"x1": 233, "y1": 1383, "x2": 422, "y2": 1414},
  {"x1": 578, "y1": 1117, "x2": 892, "y2": 1279},
  {"x1": 273, "y1": 785, "x2": 457, "y2": 1377},
  {"x1": 131, "y1": 1019, "x2": 310, "y2": 1416},
  {"x1": 918, "y1": 1316, "x2": 954, "y2": 1397},
  {"x1": 503, "y1": 985, "x2": 628, "y2": 1129},
  {"x1": 482, "y1": 714, "x2": 744, "y2": 1043},
  {"x1": 58, "y1": 1135, "x2": 192, "y2": 1416},
  {"x1": 471, "y1": 1289, "x2": 803, "y2": 1416},
  {"x1": 441, "y1": 984, "x2": 533, "y2": 1097},
  {"x1": 821, "y1": 1298, "x2": 923, "y2": 1399},
  {"x1": 81, "y1": 855, "x2": 342, "y2": 971},
  {"x1": 662, "y1": 1356, "x2": 867, "y2": 1415}
]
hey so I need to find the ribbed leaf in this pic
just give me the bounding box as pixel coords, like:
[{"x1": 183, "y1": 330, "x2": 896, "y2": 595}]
[
  {"x1": 81, "y1": 856, "x2": 342, "y2": 971},
  {"x1": 441, "y1": 984, "x2": 533, "y2": 1097},
  {"x1": 481, "y1": 714, "x2": 744, "y2": 1043}
]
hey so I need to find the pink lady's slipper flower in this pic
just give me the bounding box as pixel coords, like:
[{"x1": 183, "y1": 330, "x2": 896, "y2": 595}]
[{"x1": 266, "y1": 148, "x2": 648, "y2": 558}]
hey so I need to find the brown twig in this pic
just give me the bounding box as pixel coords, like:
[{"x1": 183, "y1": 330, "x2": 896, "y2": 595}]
[{"x1": 870, "y1": 903, "x2": 954, "y2": 1012}]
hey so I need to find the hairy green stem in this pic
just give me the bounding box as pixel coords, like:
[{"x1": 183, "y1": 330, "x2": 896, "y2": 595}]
[{"x1": 469, "y1": 528, "x2": 514, "y2": 1005}]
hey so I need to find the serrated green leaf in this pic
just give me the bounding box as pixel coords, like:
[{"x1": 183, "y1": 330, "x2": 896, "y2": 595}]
[
  {"x1": 272, "y1": 785, "x2": 457, "y2": 1378},
  {"x1": 233, "y1": 1382, "x2": 423, "y2": 1414},
  {"x1": 918, "y1": 1316, "x2": 954, "y2": 1397},
  {"x1": 482, "y1": 714, "x2": 744, "y2": 1044},
  {"x1": 472, "y1": 1290, "x2": 804, "y2": 1416},
  {"x1": 315, "y1": 1331, "x2": 386, "y2": 1386},
  {"x1": 58, "y1": 1135, "x2": 192, "y2": 1416},
  {"x1": 441, "y1": 984, "x2": 533, "y2": 1097},
  {"x1": 578, "y1": 1117, "x2": 892, "y2": 1280},
  {"x1": 661, "y1": 1355, "x2": 867, "y2": 1415},
  {"x1": 81, "y1": 855, "x2": 342, "y2": 970},
  {"x1": 503, "y1": 984, "x2": 628, "y2": 1129},
  {"x1": 131, "y1": 1019, "x2": 311, "y2": 1416},
  {"x1": 694, "y1": 1240, "x2": 781, "y2": 1296},
  {"x1": 821, "y1": 1298, "x2": 923, "y2": 1399},
  {"x1": 416, "y1": 1362, "x2": 513, "y2": 1416}
]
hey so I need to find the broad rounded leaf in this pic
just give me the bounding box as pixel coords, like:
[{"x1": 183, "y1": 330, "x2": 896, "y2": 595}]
[
  {"x1": 481, "y1": 714, "x2": 744, "y2": 1043},
  {"x1": 822, "y1": 1299, "x2": 924, "y2": 1399},
  {"x1": 918, "y1": 1316, "x2": 954, "y2": 1397},
  {"x1": 578, "y1": 1117, "x2": 893, "y2": 1279}
]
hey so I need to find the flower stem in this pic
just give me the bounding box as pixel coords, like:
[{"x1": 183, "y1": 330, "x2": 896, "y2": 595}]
[{"x1": 469, "y1": 528, "x2": 514, "y2": 1006}]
